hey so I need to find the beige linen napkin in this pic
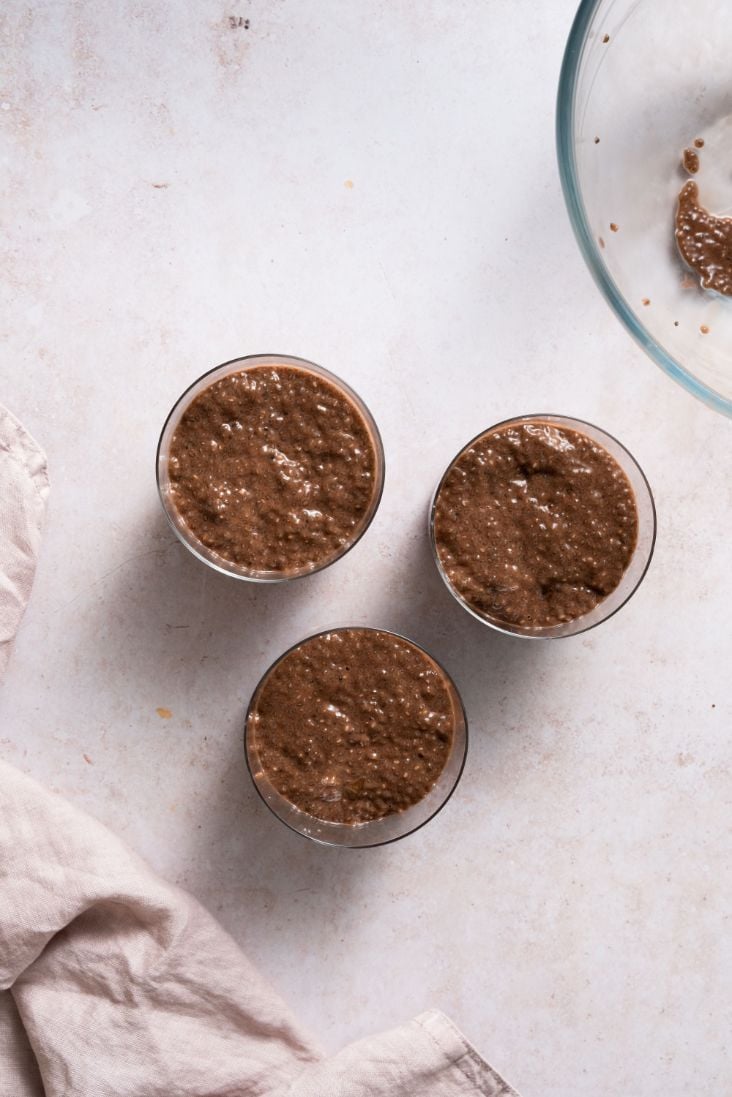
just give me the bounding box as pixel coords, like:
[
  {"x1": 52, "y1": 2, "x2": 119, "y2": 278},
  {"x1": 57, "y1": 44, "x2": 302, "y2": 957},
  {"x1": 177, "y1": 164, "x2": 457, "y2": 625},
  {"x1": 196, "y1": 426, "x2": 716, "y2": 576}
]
[
  {"x1": 0, "y1": 404, "x2": 49, "y2": 677},
  {"x1": 0, "y1": 404, "x2": 518, "y2": 1097}
]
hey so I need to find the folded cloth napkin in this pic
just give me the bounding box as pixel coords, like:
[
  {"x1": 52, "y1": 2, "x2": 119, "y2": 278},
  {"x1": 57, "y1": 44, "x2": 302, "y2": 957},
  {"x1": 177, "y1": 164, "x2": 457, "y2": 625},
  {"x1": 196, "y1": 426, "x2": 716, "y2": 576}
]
[
  {"x1": 0, "y1": 404, "x2": 519, "y2": 1097},
  {"x1": 0, "y1": 404, "x2": 49, "y2": 678}
]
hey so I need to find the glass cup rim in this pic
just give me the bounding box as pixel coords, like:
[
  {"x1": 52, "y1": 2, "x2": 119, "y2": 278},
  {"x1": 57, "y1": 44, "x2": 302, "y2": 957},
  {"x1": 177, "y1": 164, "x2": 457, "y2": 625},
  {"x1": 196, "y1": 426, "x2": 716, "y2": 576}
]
[
  {"x1": 244, "y1": 625, "x2": 469, "y2": 849},
  {"x1": 156, "y1": 353, "x2": 386, "y2": 583},
  {"x1": 429, "y1": 412, "x2": 657, "y2": 640},
  {"x1": 556, "y1": 0, "x2": 732, "y2": 418}
]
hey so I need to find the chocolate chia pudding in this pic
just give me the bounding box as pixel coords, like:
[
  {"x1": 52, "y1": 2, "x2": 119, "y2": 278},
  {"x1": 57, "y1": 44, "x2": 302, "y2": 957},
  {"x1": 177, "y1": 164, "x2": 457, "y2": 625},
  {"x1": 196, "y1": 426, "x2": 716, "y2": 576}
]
[
  {"x1": 246, "y1": 628, "x2": 464, "y2": 828},
  {"x1": 675, "y1": 181, "x2": 732, "y2": 297},
  {"x1": 682, "y1": 147, "x2": 700, "y2": 175},
  {"x1": 158, "y1": 356, "x2": 383, "y2": 578},
  {"x1": 431, "y1": 418, "x2": 641, "y2": 631}
]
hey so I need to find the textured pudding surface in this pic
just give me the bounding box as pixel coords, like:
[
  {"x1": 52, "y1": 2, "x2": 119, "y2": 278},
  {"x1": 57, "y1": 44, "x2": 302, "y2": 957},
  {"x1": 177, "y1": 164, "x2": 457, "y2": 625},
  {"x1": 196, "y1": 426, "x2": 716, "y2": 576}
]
[
  {"x1": 248, "y1": 629, "x2": 458, "y2": 825},
  {"x1": 433, "y1": 421, "x2": 639, "y2": 628},
  {"x1": 168, "y1": 364, "x2": 378, "y2": 573},
  {"x1": 675, "y1": 180, "x2": 732, "y2": 298}
]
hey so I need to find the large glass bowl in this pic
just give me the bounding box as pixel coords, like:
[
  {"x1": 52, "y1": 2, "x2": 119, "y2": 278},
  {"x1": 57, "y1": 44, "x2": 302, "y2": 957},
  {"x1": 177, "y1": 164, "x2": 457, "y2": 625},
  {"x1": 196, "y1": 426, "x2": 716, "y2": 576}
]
[{"x1": 557, "y1": 0, "x2": 732, "y2": 416}]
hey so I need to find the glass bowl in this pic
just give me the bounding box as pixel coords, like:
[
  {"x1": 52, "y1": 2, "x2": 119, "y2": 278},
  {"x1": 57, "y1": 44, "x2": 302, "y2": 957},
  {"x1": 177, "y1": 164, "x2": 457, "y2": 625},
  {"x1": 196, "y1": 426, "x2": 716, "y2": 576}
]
[
  {"x1": 429, "y1": 414, "x2": 656, "y2": 639},
  {"x1": 244, "y1": 627, "x2": 468, "y2": 848},
  {"x1": 156, "y1": 354, "x2": 385, "y2": 582},
  {"x1": 557, "y1": 0, "x2": 732, "y2": 416}
]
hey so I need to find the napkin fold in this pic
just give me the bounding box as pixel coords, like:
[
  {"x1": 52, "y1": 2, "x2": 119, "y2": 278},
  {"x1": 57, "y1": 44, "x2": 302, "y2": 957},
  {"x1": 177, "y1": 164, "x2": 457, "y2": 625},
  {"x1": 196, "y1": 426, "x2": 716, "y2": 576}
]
[
  {"x1": 0, "y1": 404, "x2": 518, "y2": 1097},
  {"x1": 0, "y1": 404, "x2": 49, "y2": 677}
]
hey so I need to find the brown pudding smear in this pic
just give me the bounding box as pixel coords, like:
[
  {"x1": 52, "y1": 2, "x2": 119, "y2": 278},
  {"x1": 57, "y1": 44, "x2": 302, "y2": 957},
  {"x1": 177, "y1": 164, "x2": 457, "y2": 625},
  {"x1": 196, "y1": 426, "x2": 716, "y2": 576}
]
[
  {"x1": 168, "y1": 364, "x2": 378, "y2": 574},
  {"x1": 675, "y1": 181, "x2": 732, "y2": 297},
  {"x1": 682, "y1": 147, "x2": 700, "y2": 175},
  {"x1": 433, "y1": 421, "x2": 639, "y2": 629},
  {"x1": 248, "y1": 629, "x2": 458, "y2": 824}
]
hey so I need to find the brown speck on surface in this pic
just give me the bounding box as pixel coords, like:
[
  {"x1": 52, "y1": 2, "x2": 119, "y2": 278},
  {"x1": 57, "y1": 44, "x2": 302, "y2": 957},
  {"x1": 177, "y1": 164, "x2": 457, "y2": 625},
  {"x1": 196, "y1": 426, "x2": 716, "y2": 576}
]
[
  {"x1": 83, "y1": 754, "x2": 93, "y2": 765},
  {"x1": 151, "y1": 182, "x2": 169, "y2": 189},
  {"x1": 599, "y1": 236, "x2": 605, "y2": 248},
  {"x1": 677, "y1": 752, "x2": 694, "y2": 767},
  {"x1": 694, "y1": 137, "x2": 705, "y2": 149},
  {"x1": 700, "y1": 324, "x2": 710, "y2": 334},
  {"x1": 216, "y1": 14, "x2": 251, "y2": 67},
  {"x1": 682, "y1": 148, "x2": 700, "y2": 174},
  {"x1": 642, "y1": 297, "x2": 651, "y2": 306},
  {"x1": 610, "y1": 222, "x2": 618, "y2": 232},
  {"x1": 602, "y1": 33, "x2": 610, "y2": 43},
  {"x1": 674, "y1": 320, "x2": 679, "y2": 326},
  {"x1": 344, "y1": 179, "x2": 354, "y2": 189},
  {"x1": 594, "y1": 136, "x2": 600, "y2": 144},
  {"x1": 156, "y1": 707, "x2": 173, "y2": 719}
]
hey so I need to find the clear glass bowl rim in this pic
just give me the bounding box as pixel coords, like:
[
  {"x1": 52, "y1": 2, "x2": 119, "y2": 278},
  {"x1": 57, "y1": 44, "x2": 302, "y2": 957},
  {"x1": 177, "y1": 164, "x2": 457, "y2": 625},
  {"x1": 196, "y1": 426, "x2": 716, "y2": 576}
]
[
  {"x1": 243, "y1": 625, "x2": 469, "y2": 848},
  {"x1": 156, "y1": 353, "x2": 386, "y2": 583},
  {"x1": 429, "y1": 413, "x2": 657, "y2": 640},
  {"x1": 556, "y1": 0, "x2": 732, "y2": 418}
]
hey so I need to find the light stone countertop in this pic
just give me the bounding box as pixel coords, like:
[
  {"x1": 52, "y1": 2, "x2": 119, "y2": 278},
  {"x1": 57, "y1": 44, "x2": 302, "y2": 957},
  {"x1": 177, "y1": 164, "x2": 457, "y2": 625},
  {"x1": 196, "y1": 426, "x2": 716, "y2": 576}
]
[{"x1": 2, "y1": 3, "x2": 730, "y2": 1095}]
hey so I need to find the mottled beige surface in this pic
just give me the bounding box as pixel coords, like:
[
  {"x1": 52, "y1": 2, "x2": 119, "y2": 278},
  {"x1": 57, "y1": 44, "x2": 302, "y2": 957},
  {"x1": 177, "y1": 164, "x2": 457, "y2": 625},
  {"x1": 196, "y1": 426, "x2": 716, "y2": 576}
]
[{"x1": 1, "y1": 3, "x2": 730, "y2": 1095}]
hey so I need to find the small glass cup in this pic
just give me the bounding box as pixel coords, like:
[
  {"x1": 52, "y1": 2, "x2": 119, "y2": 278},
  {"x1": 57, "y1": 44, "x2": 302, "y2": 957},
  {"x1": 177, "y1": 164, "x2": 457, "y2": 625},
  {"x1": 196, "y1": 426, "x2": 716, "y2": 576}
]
[
  {"x1": 156, "y1": 354, "x2": 385, "y2": 582},
  {"x1": 244, "y1": 627, "x2": 468, "y2": 848},
  {"x1": 429, "y1": 414, "x2": 656, "y2": 639}
]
